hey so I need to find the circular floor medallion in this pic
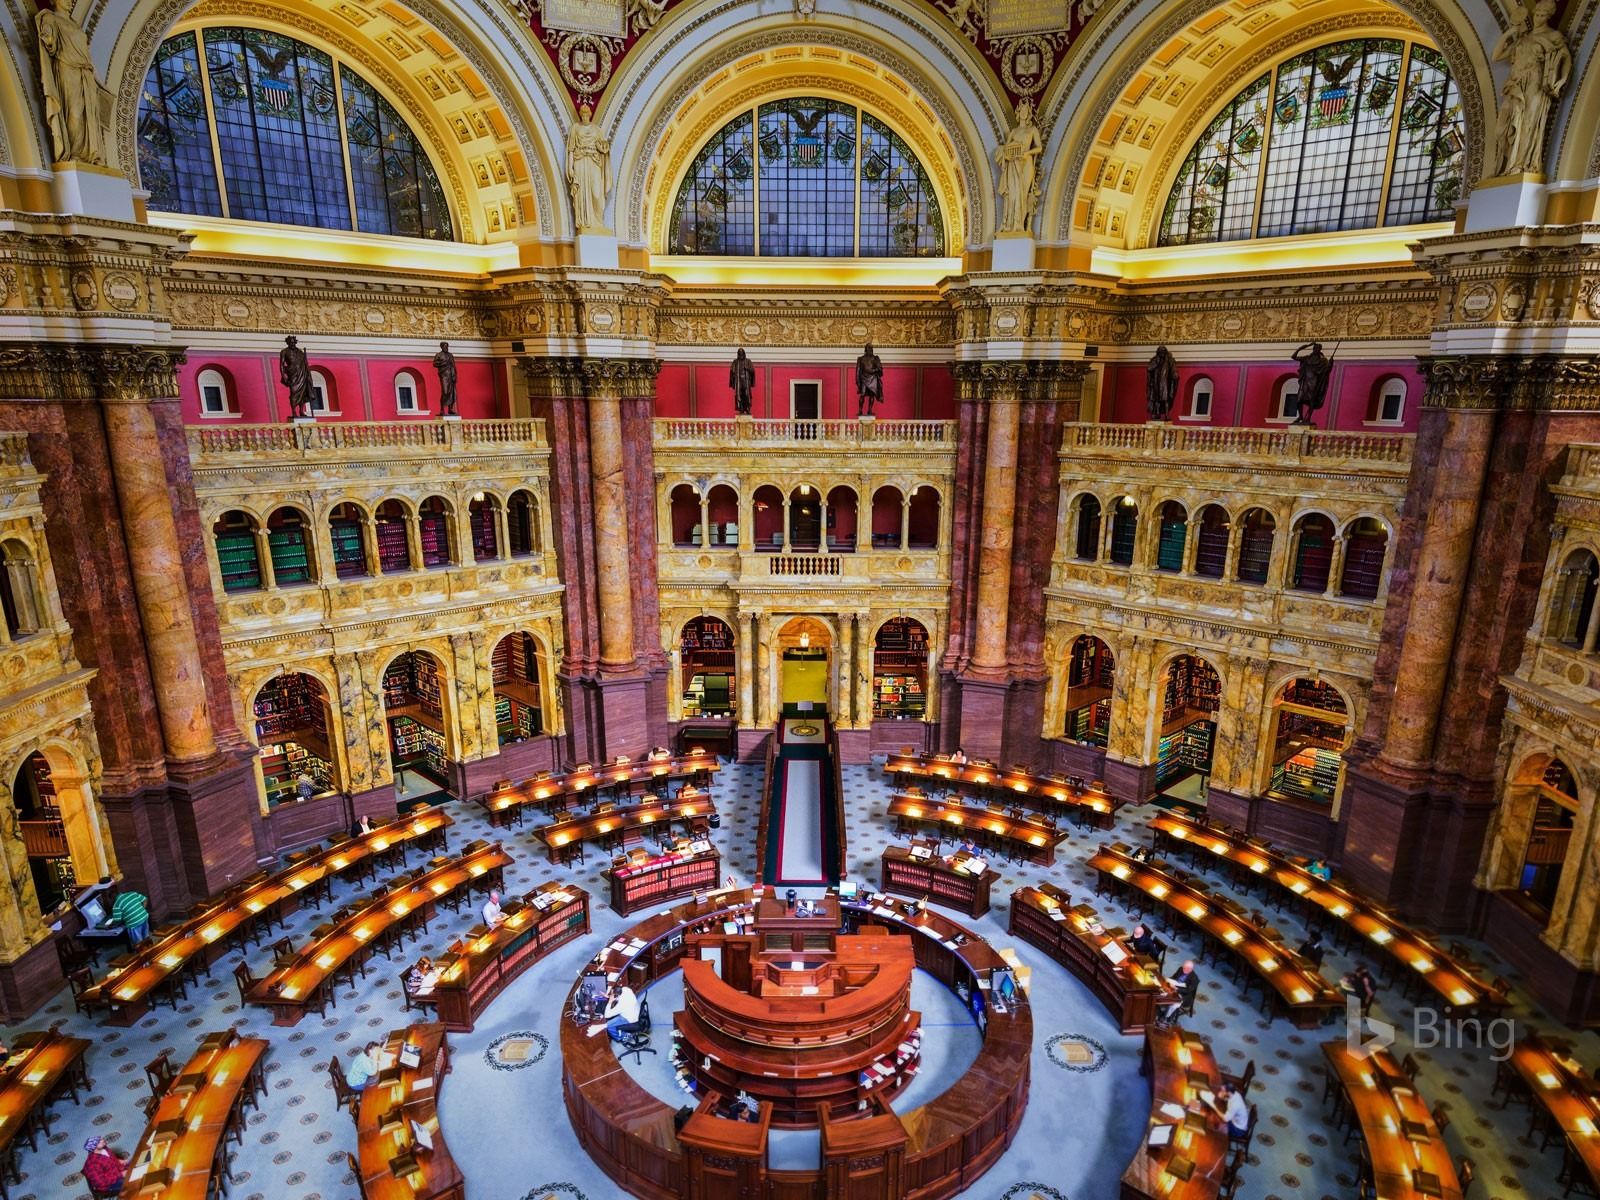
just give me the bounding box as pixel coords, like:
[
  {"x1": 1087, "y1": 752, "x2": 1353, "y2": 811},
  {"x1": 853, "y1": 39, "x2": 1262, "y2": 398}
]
[
  {"x1": 519, "y1": 1185, "x2": 591, "y2": 1200},
  {"x1": 999, "y1": 1184, "x2": 1071, "y2": 1200},
  {"x1": 485, "y1": 1031, "x2": 549, "y2": 1071},
  {"x1": 790, "y1": 723, "x2": 820, "y2": 736},
  {"x1": 1045, "y1": 1033, "x2": 1108, "y2": 1073}
]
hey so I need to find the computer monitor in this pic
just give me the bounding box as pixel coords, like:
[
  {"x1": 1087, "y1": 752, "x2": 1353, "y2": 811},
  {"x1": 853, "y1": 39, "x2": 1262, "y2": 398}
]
[
  {"x1": 79, "y1": 895, "x2": 108, "y2": 928},
  {"x1": 995, "y1": 969, "x2": 1018, "y2": 1003}
]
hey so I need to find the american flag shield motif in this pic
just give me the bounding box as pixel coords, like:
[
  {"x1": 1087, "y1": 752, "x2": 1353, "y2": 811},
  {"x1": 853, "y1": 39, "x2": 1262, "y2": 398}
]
[
  {"x1": 795, "y1": 134, "x2": 823, "y2": 167},
  {"x1": 1317, "y1": 84, "x2": 1350, "y2": 119},
  {"x1": 258, "y1": 76, "x2": 294, "y2": 114}
]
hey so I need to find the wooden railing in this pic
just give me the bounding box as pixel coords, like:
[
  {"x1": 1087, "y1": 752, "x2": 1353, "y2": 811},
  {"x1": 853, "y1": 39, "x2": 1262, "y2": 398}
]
[
  {"x1": 20, "y1": 819, "x2": 68, "y2": 858},
  {"x1": 655, "y1": 418, "x2": 953, "y2": 447},
  {"x1": 1062, "y1": 422, "x2": 1412, "y2": 464},
  {"x1": 189, "y1": 419, "x2": 546, "y2": 457}
]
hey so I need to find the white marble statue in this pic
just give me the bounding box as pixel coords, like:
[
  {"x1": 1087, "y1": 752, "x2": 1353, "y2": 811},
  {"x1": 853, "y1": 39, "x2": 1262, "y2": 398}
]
[
  {"x1": 567, "y1": 107, "x2": 612, "y2": 233},
  {"x1": 1491, "y1": 0, "x2": 1571, "y2": 176},
  {"x1": 36, "y1": 5, "x2": 107, "y2": 165},
  {"x1": 995, "y1": 98, "x2": 1042, "y2": 234},
  {"x1": 626, "y1": 0, "x2": 667, "y2": 33}
]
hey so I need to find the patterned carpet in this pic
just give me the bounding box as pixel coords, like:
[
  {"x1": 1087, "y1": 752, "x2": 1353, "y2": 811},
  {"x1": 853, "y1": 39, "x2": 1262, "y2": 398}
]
[{"x1": 0, "y1": 759, "x2": 1580, "y2": 1199}]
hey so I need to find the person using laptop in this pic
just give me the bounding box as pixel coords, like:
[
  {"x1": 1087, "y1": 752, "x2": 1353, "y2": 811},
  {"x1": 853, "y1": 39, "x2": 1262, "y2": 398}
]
[
  {"x1": 110, "y1": 886, "x2": 150, "y2": 947},
  {"x1": 586, "y1": 983, "x2": 642, "y2": 1041}
]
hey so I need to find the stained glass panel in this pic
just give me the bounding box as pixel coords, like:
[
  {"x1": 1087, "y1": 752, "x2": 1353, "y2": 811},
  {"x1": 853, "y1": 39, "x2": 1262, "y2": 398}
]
[
  {"x1": 137, "y1": 32, "x2": 223, "y2": 217},
  {"x1": 667, "y1": 113, "x2": 755, "y2": 254},
  {"x1": 859, "y1": 114, "x2": 944, "y2": 257},
  {"x1": 757, "y1": 99, "x2": 856, "y2": 256},
  {"x1": 1159, "y1": 38, "x2": 1461, "y2": 246},
  {"x1": 140, "y1": 28, "x2": 451, "y2": 241}
]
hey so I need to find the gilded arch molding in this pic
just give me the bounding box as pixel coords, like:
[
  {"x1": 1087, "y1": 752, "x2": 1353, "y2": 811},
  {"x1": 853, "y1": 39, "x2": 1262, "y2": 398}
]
[
  {"x1": 1043, "y1": 0, "x2": 1495, "y2": 245},
  {"x1": 610, "y1": 15, "x2": 1005, "y2": 249}
]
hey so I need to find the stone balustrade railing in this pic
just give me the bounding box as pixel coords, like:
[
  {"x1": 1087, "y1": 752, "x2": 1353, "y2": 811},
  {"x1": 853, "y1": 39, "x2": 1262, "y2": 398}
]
[
  {"x1": 1566, "y1": 444, "x2": 1600, "y2": 481},
  {"x1": 189, "y1": 419, "x2": 546, "y2": 458},
  {"x1": 655, "y1": 418, "x2": 953, "y2": 447},
  {"x1": 1062, "y1": 422, "x2": 1413, "y2": 465},
  {"x1": 769, "y1": 555, "x2": 844, "y2": 576}
]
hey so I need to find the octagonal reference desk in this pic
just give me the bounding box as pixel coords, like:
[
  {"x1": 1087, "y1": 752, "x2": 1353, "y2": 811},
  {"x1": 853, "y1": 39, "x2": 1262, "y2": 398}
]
[
  {"x1": 676, "y1": 897, "x2": 921, "y2": 1126},
  {"x1": 561, "y1": 887, "x2": 1031, "y2": 1200},
  {"x1": 1009, "y1": 883, "x2": 1175, "y2": 1033}
]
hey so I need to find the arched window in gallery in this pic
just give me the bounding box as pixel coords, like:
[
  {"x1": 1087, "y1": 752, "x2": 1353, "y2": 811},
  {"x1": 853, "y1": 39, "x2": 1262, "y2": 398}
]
[
  {"x1": 1273, "y1": 378, "x2": 1300, "y2": 422},
  {"x1": 707, "y1": 485, "x2": 740, "y2": 548},
  {"x1": 394, "y1": 371, "x2": 423, "y2": 413},
  {"x1": 267, "y1": 507, "x2": 313, "y2": 583},
  {"x1": 1159, "y1": 39, "x2": 1463, "y2": 246},
  {"x1": 1194, "y1": 505, "x2": 1230, "y2": 578},
  {"x1": 1073, "y1": 495, "x2": 1102, "y2": 561},
  {"x1": 1516, "y1": 757, "x2": 1581, "y2": 920},
  {"x1": 1291, "y1": 513, "x2": 1336, "y2": 591},
  {"x1": 825, "y1": 487, "x2": 856, "y2": 552},
  {"x1": 1235, "y1": 508, "x2": 1276, "y2": 583},
  {"x1": 374, "y1": 500, "x2": 410, "y2": 573},
  {"x1": 670, "y1": 484, "x2": 703, "y2": 548},
  {"x1": 253, "y1": 672, "x2": 337, "y2": 808},
  {"x1": 680, "y1": 616, "x2": 735, "y2": 719},
  {"x1": 1266, "y1": 677, "x2": 1349, "y2": 806},
  {"x1": 491, "y1": 632, "x2": 545, "y2": 741},
  {"x1": 196, "y1": 367, "x2": 234, "y2": 416},
  {"x1": 1109, "y1": 497, "x2": 1138, "y2": 566},
  {"x1": 1187, "y1": 377, "x2": 1214, "y2": 420},
  {"x1": 469, "y1": 494, "x2": 501, "y2": 561},
  {"x1": 212, "y1": 510, "x2": 261, "y2": 592},
  {"x1": 382, "y1": 651, "x2": 451, "y2": 794},
  {"x1": 789, "y1": 485, "x2": 822, "y2": 552},
  {"x1": 507, "y1": 491, "x2": 539, "y2": 556},
  {"x1": 667, "y1": 98, "x2": 945, "y2": 257},
  {"x1": 1368, "y1": 376, "x2": 1407, "y2": 424},
  {"x1": 138, "y1": 28, "x2": 452, "y2": 239},
  {"x1": 0, "y1": 541, "x2": 42, "y2": 639},
  {"x1": 874, "y1": 617, "x2": 930, "y2": 719},
  {"x1": 1064, "y1": 635, "x2": 1114, "y2": 746},
  {"x1": 1551, "y1": 549, "x2": 1600, "y2": 647},
  {"x1": 418, "y1": 496, "x2": 452, "y2": 568},
  {"x1": 907, "y1": 487, "x2": 941, "y2": 550},
  {"x1": 329, "y1": 503, "x2": 370, "y2": 578},
  {"x1": 1155, "y1": 501, "x2": 1189, "y2": 571},
  {"x1": 1155, "y1": 654, "x2": 1221, "y2": 795},
  {"x1": 1339, "y1": 517, "x2": 1389, "y2": 599},
  {"x1": 871, "y1": 486, "x2": 904, "y2": 550}
]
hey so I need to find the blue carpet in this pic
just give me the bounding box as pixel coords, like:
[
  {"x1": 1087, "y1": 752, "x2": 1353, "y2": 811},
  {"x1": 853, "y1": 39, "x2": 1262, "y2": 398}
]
[{"x1": 0, "y1": 763, "x2": 1574, "y2": 1199}]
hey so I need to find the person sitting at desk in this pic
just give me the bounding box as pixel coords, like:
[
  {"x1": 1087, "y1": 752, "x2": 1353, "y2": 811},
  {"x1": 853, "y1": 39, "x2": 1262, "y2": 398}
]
[
  {"x1": 408, "y1": 956, "x2": 438, "y2": 995},
  {"x1": 482, "y1": 890, "x2": 505, "y2": 928},
  {"x1": 1158, "y1": 960, "x2": 1199, "y2": 1025},
  {"x1": 1128, "y1": 923, "x2": 1161, "y2": 958},
  {"x1": 1205, "y1": 1082, "x2": 1251, "y2": 1139},
  {"x1": 1297, "y1": 930, "x2": 1326, "y2": 967},
  {"x1": 82, "y1": 1136, "x2": 127, "y2": 1194},
  {"x1": 1306, "y1": 858, "x2": 1332, "y2": 881},
  {"x1": 648, "y1": 746, "x2": 671, "y2": 760},
  {"x1": 352, "y1": 813, "x2": 374, "y2": 838},
  {"x1": 950, "y1": 748, "x2": 968, "y2": 764},
  {"x1": 586, "y1": 983, "x2": 642, "y2": 1040},
  {"x1": 956, "y1": 837, "x2": 979, "y2": 856},
  {"x1": 345, "y1": 1042, "x2": 383, "y2": 1092}
]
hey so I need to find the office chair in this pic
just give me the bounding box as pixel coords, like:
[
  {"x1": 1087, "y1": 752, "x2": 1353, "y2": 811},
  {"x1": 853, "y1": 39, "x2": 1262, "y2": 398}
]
[{"x1": 613, "y1": 998, "x2": 657, "y2": 1065}]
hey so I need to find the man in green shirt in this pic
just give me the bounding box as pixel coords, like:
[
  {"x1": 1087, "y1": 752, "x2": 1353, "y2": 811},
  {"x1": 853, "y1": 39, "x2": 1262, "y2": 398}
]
[{"x1": 110, "y1": 887, "x2": 150, "y2": 947}]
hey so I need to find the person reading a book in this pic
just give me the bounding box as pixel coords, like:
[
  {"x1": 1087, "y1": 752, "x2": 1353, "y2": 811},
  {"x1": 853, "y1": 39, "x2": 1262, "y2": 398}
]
[{"x1": 1204, "y1": 1082, "x2": 1250, "y2": 1139}]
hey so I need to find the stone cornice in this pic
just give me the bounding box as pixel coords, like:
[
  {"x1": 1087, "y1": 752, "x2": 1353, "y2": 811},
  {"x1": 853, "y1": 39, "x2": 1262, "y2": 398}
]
[{"x1": 1420, "y1": 354, "x2": 1600, "y2": 411}]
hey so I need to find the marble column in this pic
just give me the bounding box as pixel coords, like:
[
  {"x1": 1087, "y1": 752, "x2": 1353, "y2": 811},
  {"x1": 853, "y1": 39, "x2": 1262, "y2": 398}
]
[
  {"x1": 254, "y1": 527, "x2": 277, "y2": 589},
  {"x1": 1223, "y1": 521, "x2": 1243, "y2": 581},
  {"x1": 756, "y1": 614, "x2": 773, "y2": 728},
  {"x1": 969, "y1": 365, "x2": 1027, "y2": 673},
  {"x1": 854, "y1": 612, "x2": 874, "y2": 727},
  {"x1": 1323, "y1": 536, "x2": 1348, "y2": 599},
  {"x1": 738, "y1": 615, "x2": 755, "y2": 726},
  {"x1": 840, "y1": 614, "x2": 855, "y2": 726},
  {"x1": 403, "y1": 513, "x2": 423, "y2": 571},
  {"x1": 584, "y1": 365, "x2": 637, "y2": 670},
  {"x1": 98, "y1": 351, "x2": 218, "y2": 765}
]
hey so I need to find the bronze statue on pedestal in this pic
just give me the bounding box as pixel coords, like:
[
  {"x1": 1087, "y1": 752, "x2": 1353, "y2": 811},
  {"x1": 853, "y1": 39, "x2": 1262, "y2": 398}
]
[
  {"x1": 1146, "y1": 345, "x2": 1178, "y2": 421},
  {"x1": 855, "y1": 343, "x2": 884, "y2": 417},
  {"x1": 434, "y1": 342, "x2": 458, "y2": 416},
  {"x1": 1292, "y1": 342, "x2": 1334, "y2": 426},
  {"x1": 730, "y1": 348, "x2": 755, "y2": 415},
  {"x1": 280, "y1": 335, "x2": 313, "y2": 420}
]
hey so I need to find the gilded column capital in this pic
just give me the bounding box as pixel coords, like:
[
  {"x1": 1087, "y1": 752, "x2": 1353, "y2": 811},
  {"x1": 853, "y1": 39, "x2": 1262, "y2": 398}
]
[
  {"x1": 579, "y1": 356, "x2": 661, "y2": 400},
  {"x1": 83, "y1": 346, "x2": 187, "y2": 402},
  {"x1": 1420, "y1": 354, "x2": 1600, "y2": 411},
  {"x1": 519, "y1": 355, "x2": 585, "y2": 399},
  {"x1": 0, "y1": 344, "x2": 93, "y2": 401}
]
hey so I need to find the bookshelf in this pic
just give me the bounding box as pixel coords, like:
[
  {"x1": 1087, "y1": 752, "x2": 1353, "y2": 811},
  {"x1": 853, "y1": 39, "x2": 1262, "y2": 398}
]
[
  {"x1": 880, "y1": 846, "x2": 992, "y2": 917},
  {"x1": 1155, "y1": 720, "x2": 1214, "y2": 789},
  {"x1": 1237, "y1": 521, "x2": 1273, "y2": 583},
  {"x1": 1155, "y1": 513, "x2": 1186, "y2": 570},
  {"x1": 681, "y1": 617, "x2": 735, "y2": 718},
  {"x1": 873, "y1": 674, "x2": 926, "y2": 719},
  {"x1": 214, "y1": 517, "x2": 260, "y2": 592},
  {"x1": 873, "y1": 618, "x2": 928, "y2": 718},
  {"x1": 1159, "y1": 656, "x2": 1220, "y2": 729},
  {"x1": 491, "y1": 633, "x2": 544, "y2": 739},
  {"x1": 330, "y1": 517, "x2": 366, "y2": 578},
  {"x1": 608, "y1": 846, "x2": 722, "y2": 915},
  {"x1": 470, "y1": 502, "x2": 498, "y2": 559},
  {"x1": 419, "y1": 510, "x2": 449, "y2": 567},
  {"x1": 1269, "y1": 746, "x2": 1341, "y2": 805},
  {"x1": 390, "y1": 716, "x2": 448, "y2": 782},
  {"x1": 1066, "y1": 699, "x2": 1110, "y2": 745},
  {"x1": 1064, "y1": 637, "x2": 1114, "y2": 745},
  {"x1": 254, "y1": 675, "x2": 335, "y2": 806},
  {"x1": 267, "y1": 517, "x2": 311, "y2": 584},
  {"x1": 375, "y1": 515, "x2": 409, "y2": 572}
]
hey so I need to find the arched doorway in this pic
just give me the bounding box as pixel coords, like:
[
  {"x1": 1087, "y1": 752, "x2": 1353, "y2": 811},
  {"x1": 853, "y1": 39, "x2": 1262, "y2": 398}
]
[
  {"x1": 1064, "y1": 635, "x2": 1114, "y2": 746},
  {"x1": 1517, "y1": 758, "x2": 1580, "y2": 920},
  {"x1": 1265, "y1": 678, "x2": 1349, "y2": 807},
  {"x1": 491, "y1": 633, "x2": 545, "y2": 743},
  {"x1": 680, "y1": 616, "x2": 735, "y2": 718},
  {"x1": 1154, "y1": 654, "x2": 1222, "y2": 803},
  {"x1": 789, "y1": 485, "x2": 823, "y2": 551},
  {"x1": 778, "y1": 617, "x2": 832, "y2": 715},
  {"x1": 873, "y1": 617, "x2": 929, "y2": 720},
  {"x1": 9, "y1": 751, "x2": 100, "y2": 912},
  {"x1": 382, "y1": 651, "x2": 452, "y2": 800},
  {"x1": 253, "y1": 673, "x2": 338, "y2": 808}
]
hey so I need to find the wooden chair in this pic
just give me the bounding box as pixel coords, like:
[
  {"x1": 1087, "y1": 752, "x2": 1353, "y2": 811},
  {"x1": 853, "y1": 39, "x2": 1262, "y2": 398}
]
[
  {"x1": 399, "y1": 971, "x2": 436, "y2": 1014},
  {"x1": 233, "y1": 960, "x2": 257, "y2": 1008},
  {"x1": 1561, "y1": 1136, "x2": 1600, "y2": 1197},
  {"x1": 1400, "y1": 1052, "x2": 1420, "y2": 1080},
  {"x1": 144, "y1": 1050, "x2": 176, "y2": 1097},
  {"x1": 1221, "y1": 1059, "x2": 1255, "y2": 1095},
  {"x1": 1228, "y1": 1104, "x2": 1257, "y2": 1156},
  {"x1": 346, "y1": 1151, "x2": 370, "y2": 1199},
  {"x1": 1432, "y1": 1101, "x2": 1451, "y2": 1132},
  {"x1": 327, "y1": 1055, "x2": 359, "y2": 1118},
  {"x1": 67, "y1": 966, "x2": 101, "y2": 1016},
  {"x1": 272, "y1": 937, "x2": 297, "y2": 967}
]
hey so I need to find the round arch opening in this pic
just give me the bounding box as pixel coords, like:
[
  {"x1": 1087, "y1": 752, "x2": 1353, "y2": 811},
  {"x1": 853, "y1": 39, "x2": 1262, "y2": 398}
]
[
  {"x1": 491, "y1": 633, "x2": 545, "y2": 745},
  {"x1": 1064, "y1": 635, "x2": 1115, "y2": 746},
  {"x1": 778, "y1": 617, "x2": 832, "y2": 716},
  {"x1": 1264, "y1": 677, "x2": 1350, "y2": 808},
  {"x1": 382, "y1": 651, "x2": 453, "y2": 801},
  {"x1": 873, "y1": 617, "x2": 930, "y2": 720},
  {"x1": 1511, "y1": 755, "x2": 1580, "y2": 924},
  {"x1": 252, "y1": 672, "x2": 338, "y2": 810},
  {"x1": 680, "y1": 616, "x2": 736, "y2": 719},
  {"x1": 9, "y1": 749, "x2": 103, "y2": 913},
  {"x1": 1154, "y1": 654, "x2": 1221, "y2": 803}
]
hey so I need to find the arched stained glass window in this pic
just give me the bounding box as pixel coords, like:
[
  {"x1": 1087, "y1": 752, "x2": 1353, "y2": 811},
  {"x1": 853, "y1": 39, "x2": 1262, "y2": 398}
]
[
  {"x1": 1159, "y1": 37, "x2": 1463, "y2": 246},
  {"x1": 668, "y1": 97, "x2": 945, "y2": 258},
  {"x1": 137, "y1": 28, "x2": 454, "y2": 241}
]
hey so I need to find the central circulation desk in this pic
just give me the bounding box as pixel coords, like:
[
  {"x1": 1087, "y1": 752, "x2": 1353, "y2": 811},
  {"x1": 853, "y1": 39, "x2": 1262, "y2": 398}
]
[
  {"x1": 884, "y1": 753, "x2": 1118, "y2": 828},
  {"x1": 537, "y1": 793, "x2": 717, "y2": 863},
  {"x1": 1120, "y1": 1025, "x2": 1229, "y2": 1199},
  {"x1": 480, "y1": 751, "x2": 719, "y2": 825},
  {"x1": 1009, "y1": 883, "x2": 1174, "y2": 1033},
  {"x1": 122, "y1": 1032, "x2": 268, "y2": 1199},
  {"x1": 425, "y1": 882, "x2": 590, "y2": 1032},
  {"x1": 880, "y1": 843, "x2": 993, "y2": 918},
  {"x1": 1151, "y1": 813, "x2": 1507, "y2": 1012},
  {"x1": 83, "y1": 807, "x2": 453, "y2": 1023},
  {"x1": 561, "y1": 887, "x2": 1030, "y2": 1200},
  {"x1": 608, "y1": 841, "x2": 722, "y2": 915},
  {"x1": 1322, "y1": 1040, "x2": 1463, "y2": 1200},
  {"x1": 248, "y1": 842, "x2": 511, "y2": 1025},
  {"x1": 356, "y1": 1023, "x2": 462, "y2": 1200},
  {"x1": 1089, "y1": 844, "x2": 1342, "y2": 1028},
  {"x1": 887, "y1": 793, "x2": 1068, "y2": 865}
]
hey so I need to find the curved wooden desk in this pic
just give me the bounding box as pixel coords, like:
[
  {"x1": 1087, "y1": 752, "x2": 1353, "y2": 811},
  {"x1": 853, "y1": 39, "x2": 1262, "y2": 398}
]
[
  {"x1": 560, "y1": 887, "x2": 1031, "y2": 1200},
  {"x1": 480, "y1": 752, "x2": 719, "y2": 825},
  {"x1": 1322, "y1": 1040, "x2": 1463, "y2": 1200},
  {"x1": 356, "y1": 1023, "x2": 462, "y2": 1200},
  {"x1": 537, "y1": 794, "x2": 716, "y2": 862},
  {"x1": 1120, "y1": 1025, "x2": 1228, "y2": 1199},
  {"x1": 884, "y1": 753, "x2": 1119, "y2": 827}
]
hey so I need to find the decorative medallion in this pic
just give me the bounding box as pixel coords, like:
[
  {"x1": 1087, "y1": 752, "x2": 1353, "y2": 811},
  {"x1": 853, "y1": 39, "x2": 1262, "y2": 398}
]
[
  {"x1": 1045, "y1": 1032, "x2": 1108, "y2": 1073},
  {"x1": 103, "y1": 272, "x2": 141, "y2": 311},
  {"x1": 554, "y1": 31, "x2": 617, "y2": 104},
  {"x1": 999, "y1": 1184, "x2": 1071, "y2": 1200},
  {"x1": 1352, "y1": 306, "x2": 1383, "y2": 334},
  {"x1": 224, "y1": 300, "x2": 252, "y2": 326},
  {"x1": 790, "y1": 723, "x2": 821, "y2": 736},
  {"x1": 1500, "y1": 282, "x2": 1528, "y2": 322},
  {"x1": 364, "y1": 308, "x2": 387, "y2": 329},
  {"x1": 1219, "y1": 313, "x2": 1246, "y2": 338},
  {"x1": 485, "y1": 1031, "x2": 550, "y2": 1071},
  {"x1": 519, "y1": 1184, "x2": 591, "y2": 1200},
  {"x1": 1460, "y1": 284, "x2": 1496, "y2": 322},
  {"x1": 69, "y1": 269, "x2": 97, "y2": 310},
  {"x1": 1001, "y1": 36, "x2": 1056, "y2": 97},
  {"x1": 0, "y1": 266, "x2": 14, "y2": 306}
]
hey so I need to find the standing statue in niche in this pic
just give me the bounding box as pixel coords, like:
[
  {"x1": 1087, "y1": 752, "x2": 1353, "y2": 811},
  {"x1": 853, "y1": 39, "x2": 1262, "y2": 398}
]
[
  {"x1": 36, "y1": 4, "x2": 108, "y2": 165},
  {"x1": 433, "y1": 342, "x2": 458, "y2": 416},
  {"x1": 1491, "y1": 0, "x2": 1572, "y2": 176},
  {"x1": 729, "y1": 348, "x2": 755, "y2": 416},
  {"x1": 995, "y1": 98, "x2": 1043, "y2": 234},
  {"x1": 280, "y1": 335, "x2": 313, "y2": 420},
  {"x1": 1146, "y1": 345, "x2": 1178, "y2": 421},
  {"x1": 1291, "y1": 341, "x2": 1334, "y2": 426},
  {"x1": 855, "y1": 343, "x2": 884, "y2": 417},
  {"x1": 567, "y1": 106, "x2": 611, "y2": 233}
]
